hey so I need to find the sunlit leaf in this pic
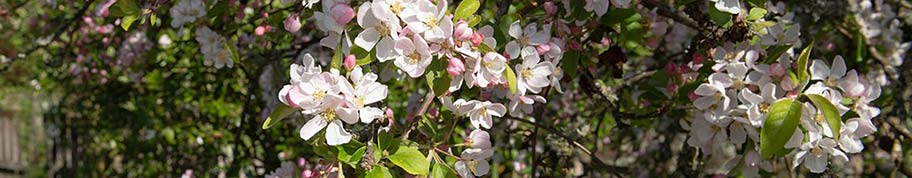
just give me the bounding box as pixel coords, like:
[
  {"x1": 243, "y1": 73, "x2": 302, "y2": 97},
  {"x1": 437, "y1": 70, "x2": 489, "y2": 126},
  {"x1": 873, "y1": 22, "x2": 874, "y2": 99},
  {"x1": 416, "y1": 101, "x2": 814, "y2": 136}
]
[{"x1": 760, "y1": 98, "x2": 803, "y2": 158}]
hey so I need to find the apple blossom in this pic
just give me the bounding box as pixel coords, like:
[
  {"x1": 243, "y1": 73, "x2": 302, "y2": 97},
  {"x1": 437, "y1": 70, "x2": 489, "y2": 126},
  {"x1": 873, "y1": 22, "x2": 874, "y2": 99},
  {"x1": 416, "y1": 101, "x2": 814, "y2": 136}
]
[{"x1": 170, "y1": 0, "x2": 207, "y2": 28}]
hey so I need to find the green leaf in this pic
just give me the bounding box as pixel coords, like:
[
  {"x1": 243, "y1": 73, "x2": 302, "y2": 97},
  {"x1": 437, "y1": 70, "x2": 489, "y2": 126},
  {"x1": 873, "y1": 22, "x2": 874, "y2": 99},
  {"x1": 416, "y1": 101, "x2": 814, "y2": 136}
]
[
  {"x1": 110, "y1": 0, "x2": 140, "y2": 17},
  {"x1": 747, "y1": 7, "x2": 767, "y2": 21},
  {"x1": 425, "y1": 59, "x2": 452, "y2": 96},
  {"x1": 150, "y1": 13, "x2": 157, "y2": 26},
  {"x1": 338, "y1": 146, "x2": 367, "y2": 168},
  {"x1": 708, "y1": 4, "x2": 733, "y2": 27},
  {"x1": 454, "y1": 0, "x2": 480, "y2": 20},
  {"x1": 503, "y1": 65, "x2": 518, "y2": 94},
  {"x1": 796, "y1": 42, "x2": 813, "y2": 87},
  {"x1": 562, "y1": 49, "x2": 580, "y2": 77},
  {"x1": 121, "y1": 15, "x2": 139, "y2": 31},
  {"x1": 388, "y1": 146, "x2": 430, "y2": 175},
  {"x1": 760, "y1": 98, "x2": 803, "y2": 158},
  {"x1": 805, "y1": 94, "x2": 842, "y2": 139},
  {"x1": 431, "y1": 162, "x2": 457, "y2": 178},
  {"x1": 600, "y1": 8, "x2": 637, "y2": 26},
  {"x1": 467, "y1": 15, "x2": 482, "y2": 27},
  {"x1": 366, "y1": 166, "x2": 394, "y2": 178},
  {"x1": 331, "y1": 45, "x2": 344, "y2": 70},
  {"x1": 262, "y1": 104, "x2": 295, "y2": 129},
  {"x1": 764, "y1": 45, "x2": 793, "y2": 63},
  {"x1": 747, "y1": 0, "x2": 768, "y2": 7}
]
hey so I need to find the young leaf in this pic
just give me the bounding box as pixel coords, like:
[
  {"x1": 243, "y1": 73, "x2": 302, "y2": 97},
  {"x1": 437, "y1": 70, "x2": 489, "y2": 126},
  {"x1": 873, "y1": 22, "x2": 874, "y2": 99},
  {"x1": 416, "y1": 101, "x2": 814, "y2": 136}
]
[
  {"x1": 431, "y1": 162, "x2": 457, "y2": 178},
  {"x1": 262, "y1": 104, "x2": 295, "y2": 129},
  {"x1": 331, "y1": 45, "x2": 344, "y2": 70},
  {"x1": 366, "y1": 166, "x2": 394, "y2": 178},
  {"x1": 562, "y1": 50, "x2": 580, "y2": 77},
  {"x1": 338, "y1": 146, "x2": 367, "y2": 168},
  {"x1": 805, "y1": 94, "x2": 842, "y2": 139},
  {"x1": 760, "y1": 98, "x2": 803, "y2": 158},
  {"x1": 454, "y1": 0, "x2": 480, "y2": 20},
  {"x1": 504, "y1": 65, "x2": 518, "y2": 94},
  {"x1": 747, "y1": 7, "x2": 767, "y2": 21},
  {"x1": 708, "y1": 5, "x2": 733, "y2": 27},
  {"x1": 121, "y1": 15, "x2": 139, "y2": 31},
  {"x1": 388, "y1": 146, "x2": 430, "y2": 175},
  {"x1": 796, "y1": 43, "x2": 813, "y2": 84}
]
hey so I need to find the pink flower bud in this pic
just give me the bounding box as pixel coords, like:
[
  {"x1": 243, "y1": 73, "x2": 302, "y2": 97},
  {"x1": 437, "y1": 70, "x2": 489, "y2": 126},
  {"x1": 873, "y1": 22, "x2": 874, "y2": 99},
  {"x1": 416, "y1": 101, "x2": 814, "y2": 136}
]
[
  {"x1": 385, "y1": 108, "x2": 394, "y2": 119},
  {"x1": 768, "y1": 63, "x2": 786, "y2": 77},
  {"x1": 786, "y1": 90, "x2": 799, "y2": 98},
  {"x1": 569, "y1": 41, "x2": 582, "y2": 50},
  {"x1": 535, "y1": 44, "x2": 551, "y2": 55},
  {"x1": 781, "y1": 76, "x2": 796, "y2": 91},
  {"x1": 255, "y1": 26, "x2": 267, "y2": 36},
  {"x1": 471, "y1": 33, "x2": 485, "y2": 46},
  {"x1": 447, "y1": 58, "x2": 465, "y2": 76},
  {"x1": 665, "y1": 82, "x2": 678, "y2": 92},
  {"x1": 665, "y1": 62, "x2": 679, "y2": 75},
  {"x1": 688, "y1": 91, "x2": 699, "y2": 100},
  {"x1": 453, "y1": 20, "x2": 473, "y2": 41},
  {"x1": 285, "y1": 14, "x2": 301, "y2": 33},
  {"x1": 344, "y1": 54, "x2": 356, "y2": 70},
  {"x1": 331, "y1": 4, "x2": 355, "y2": 25},
  {"x1": 544, "y1": 1, "x2": 558, "y2": 15}
]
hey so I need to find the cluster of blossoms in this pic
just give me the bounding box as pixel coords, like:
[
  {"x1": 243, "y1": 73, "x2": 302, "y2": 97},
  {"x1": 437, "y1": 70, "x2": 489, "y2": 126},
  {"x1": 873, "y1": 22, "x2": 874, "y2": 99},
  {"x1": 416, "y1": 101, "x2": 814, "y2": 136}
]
[
  {"x1": 169, "y1": 0, "x2": 236, "y2": 68},
  {"x1": 278, "y1": 54, "x2": 389, "y2": 146},
  {"x1": 682, "y1": 19, "x2": 885, "y2": 178},
  {"x1": 271, "y1": 0, "x2": 572, "y2": 176},
  {"x1": 851, "y1": 0, "x2": 910, "y2": 81}
]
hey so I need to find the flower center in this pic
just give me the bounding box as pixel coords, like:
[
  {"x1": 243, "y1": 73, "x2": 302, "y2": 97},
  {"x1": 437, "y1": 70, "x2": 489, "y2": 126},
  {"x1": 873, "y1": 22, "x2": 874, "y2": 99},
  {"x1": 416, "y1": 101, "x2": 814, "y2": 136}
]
[
  {"x1": 810, "y1": 146, "x2": 825, "y2": 155},
  {"x1": 711, "y1": 124, "x2": 721, "y2": 132},
  {"x1": 355, "y1": 96, "x2": 365, "y2": 107},
  {"x1": 824, "y1": 78, "x2": 837, "y2": 87},
  {"x1": 314, "y1": 90, "x2": 326, "y2": 101},
  {"x1": 425, "y1": 16, "x2": 439, "y2": 28},
  {"x1": 521, "y1": 68, "x2": 533, "y2": 80},
  {"x1": 376, "y1": 23, "x2": 390, "y2": 36},
  {"x1": 725, "y1": 53, "x2": 736, "y2": 62},
  {"x1": 759, "y1": 102, "x2": 770, "y2": 113},
  {"x1": 407, "y1": 52, "x2": 421, "y2": 64},
  {"x1": 482, "y1": 60, "x2": 494, "y2": 69},
  {"x1": 732, "y1": 79, "x2": 744, "y2": 89},
  {"x1": 391, "y1": 2, "x2": 404, "y2": 15},
  {"x1": 518, "y1": 36, "x2": 529, "y2": 46},
  {"x1": 478, "y1": 107, "x2": 487, "y2": 116},
  {"x1": 321, "y1": 108, "x2": 337, "y2": 122}
]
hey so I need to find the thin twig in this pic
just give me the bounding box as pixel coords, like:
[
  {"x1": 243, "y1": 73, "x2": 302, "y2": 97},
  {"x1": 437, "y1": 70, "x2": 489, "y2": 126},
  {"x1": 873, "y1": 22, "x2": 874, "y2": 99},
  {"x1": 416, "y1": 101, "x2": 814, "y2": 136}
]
[{"x1": 504, "y1": 116, "x2": 628, "y2": 173}]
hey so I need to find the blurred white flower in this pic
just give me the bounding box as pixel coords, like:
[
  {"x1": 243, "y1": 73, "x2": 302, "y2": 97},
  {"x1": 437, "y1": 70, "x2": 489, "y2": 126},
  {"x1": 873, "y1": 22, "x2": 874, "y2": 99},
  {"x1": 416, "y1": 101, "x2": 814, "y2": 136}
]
[{"x1": 170, "y1": 0, "x2": 207, "y2": 28}]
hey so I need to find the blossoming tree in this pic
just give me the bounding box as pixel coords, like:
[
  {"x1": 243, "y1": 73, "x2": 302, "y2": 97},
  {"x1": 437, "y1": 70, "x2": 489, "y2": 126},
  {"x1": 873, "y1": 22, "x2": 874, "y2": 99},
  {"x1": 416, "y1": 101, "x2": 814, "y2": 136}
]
[{"x1": 0, "y1": 0, "x2": 910, "y2": 177}]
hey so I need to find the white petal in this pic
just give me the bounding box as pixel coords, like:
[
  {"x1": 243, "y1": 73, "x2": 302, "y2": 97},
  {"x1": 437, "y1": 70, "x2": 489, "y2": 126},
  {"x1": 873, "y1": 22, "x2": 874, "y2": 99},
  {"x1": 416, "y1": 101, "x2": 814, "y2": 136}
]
[
  {"x1": 336, "y1": 107, "x2": 360, "y2": 124},
  {"x1": 300, "y1": 116, "x2": 328, "y2": 140},
  {"x1": 506, "y1": 41, "x2": 521, "y2": 60},
  {"x1": 804, "y1": 153, "x2": 828, "y2": 173},
  {"x1": 810, "y1": 60, "x2": 830, "y2": 81},
  {"x1": 325, "y1": 120, "x2": 353, "y2": 146},
  {"x1": 830, "y1": 56, "x2": 846, "y2": 78},
  {"x1": 694, "y1": 96, "x2": 718, "y2": 110},
  {"x1": 376, "y1": 37, "x2": 397, "y2": 61},
  {"x1": 473, "y1": 160, "x2": 490, "y2": 176},
  {"x1": 355, "y1": 28, "x2": 381, "y2": 51},
  {"x1": 508, "y1": 21, "x2": 522, "y2": 39},
  {"x1": 359, "y1": 107, "x2": 384, "y2": 123}
]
